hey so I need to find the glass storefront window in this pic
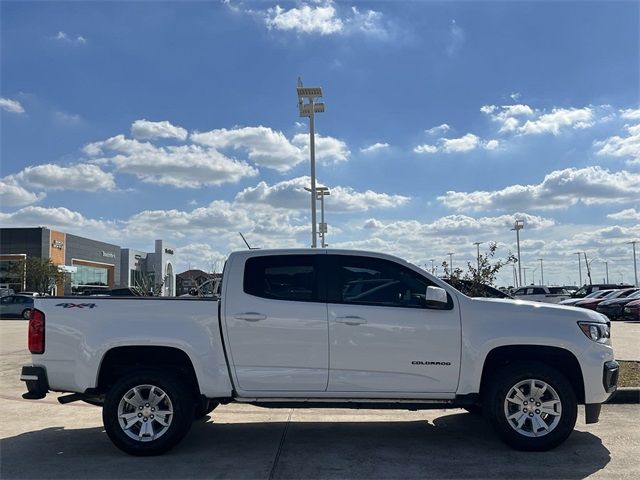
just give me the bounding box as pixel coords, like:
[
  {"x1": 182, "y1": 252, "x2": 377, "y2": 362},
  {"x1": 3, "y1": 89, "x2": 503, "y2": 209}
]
[{"x1": 71, "y1": 265, "x2": 109, "y2": 294}]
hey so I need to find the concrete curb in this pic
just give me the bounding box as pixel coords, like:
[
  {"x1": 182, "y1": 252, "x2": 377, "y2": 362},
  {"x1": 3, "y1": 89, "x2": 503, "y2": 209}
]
[{"x1": 606, "y1": 387, "x2": 640, "y2": 404}]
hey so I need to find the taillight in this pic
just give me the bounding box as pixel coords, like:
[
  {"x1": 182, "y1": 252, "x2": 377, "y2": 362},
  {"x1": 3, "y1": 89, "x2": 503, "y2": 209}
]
[{"x1": 28, "y1": 309, "x2": 45, "y2": 354}]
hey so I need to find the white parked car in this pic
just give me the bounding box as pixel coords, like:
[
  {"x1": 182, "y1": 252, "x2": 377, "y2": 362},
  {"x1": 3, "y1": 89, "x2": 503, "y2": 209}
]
[
  {"x1": 21, "y1": 249, "x2": 617, "y2": 455},
  {"x1": 513, "y1": 285, "x2": 572, "y2": 304}
]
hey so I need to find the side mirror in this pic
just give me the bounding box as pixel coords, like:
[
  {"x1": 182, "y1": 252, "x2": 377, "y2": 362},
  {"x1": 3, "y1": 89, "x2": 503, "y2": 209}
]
[
  {"x1": 188, "y1": 288, "x2": 198, "y2": 296},
  {"x1": 425, "y1": 286, "x2": 448, "y2": 306}
]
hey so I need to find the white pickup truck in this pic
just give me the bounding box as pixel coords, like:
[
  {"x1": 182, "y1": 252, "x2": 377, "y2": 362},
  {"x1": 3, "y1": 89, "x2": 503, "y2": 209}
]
[
  {"x1": 21, "y1": 249, "x2": 618, "y2": 455},
  {"x1": 512, "y1": 285, "x2": 572, "y2": 304}
]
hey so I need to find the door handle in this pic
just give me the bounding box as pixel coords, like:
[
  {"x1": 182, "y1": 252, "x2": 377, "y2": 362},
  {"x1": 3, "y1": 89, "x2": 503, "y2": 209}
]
[
  {"x1": 234, "y1": 312, "x2": 267, "y2": 322},
  {"x1": 335, "y1": 315, "x2": 367, "y2": 325}
]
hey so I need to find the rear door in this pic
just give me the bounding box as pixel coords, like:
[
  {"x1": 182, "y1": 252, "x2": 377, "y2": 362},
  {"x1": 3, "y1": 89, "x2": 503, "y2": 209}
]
[
  {"x1": 223, "y1": 253, "x2": 329, "y2": 392},
  {"x1": 326, "y1": 254, "x2": 461, "y2": 393}
]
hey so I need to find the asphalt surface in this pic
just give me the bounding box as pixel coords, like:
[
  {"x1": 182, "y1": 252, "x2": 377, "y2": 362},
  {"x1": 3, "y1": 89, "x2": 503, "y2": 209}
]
[{"x1": 1, "y1": 319, "x2": 639, "y2": 479}]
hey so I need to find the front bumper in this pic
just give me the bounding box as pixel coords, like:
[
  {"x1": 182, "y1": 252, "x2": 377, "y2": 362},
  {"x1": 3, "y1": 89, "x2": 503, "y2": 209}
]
[
  {"x1": 603, "y1": 360, "x2": 619, "y2": 394},
  {"x1": 20, "y1": 365, "x2": 49, "y2": 400}
]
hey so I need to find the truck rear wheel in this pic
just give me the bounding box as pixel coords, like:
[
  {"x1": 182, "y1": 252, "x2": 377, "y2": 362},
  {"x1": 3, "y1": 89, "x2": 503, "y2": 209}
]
[
  {"x1": 102, "y1": 370, "x2": 194, "y2": 456},
  {"x1": 485, "y1": 362, "x2": 577, "y2": 451}
]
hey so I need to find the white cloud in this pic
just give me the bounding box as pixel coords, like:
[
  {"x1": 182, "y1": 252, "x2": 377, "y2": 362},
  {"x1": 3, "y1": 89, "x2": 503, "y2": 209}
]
[
  {"x1": 85, "y1": 135, "x2": 257, "y2": 188},
  {"x1": 594, "y1": 123, "x2": 640, "y2": 164},
  {"x1": 53, "y1": 111, "x2": 82, "y2": 125},
  {"x1": 360, "y1": 142, "x2": 389, "y2": 153},
  {"x1": 442, "y1": 133, "x2": 480, "y2": 153},
  {"x1": 291, "y1": 133, "x2": 351, "y2": 164},
  {"x1": 261, "y1": 1, "x2": 387, "y2": 37},
  {"x1": 607, "y1": 208, "x2": 640, "y2": 221},
  {"x1": 131, "y1": 119, "x2": 188, "y2": 141},
  {"x1": 10, "y1": 164, "x2": 115, "y2": 192},
  {"x1": 425, "y1": 124, "x2": 450, "y2": 135},
  {"x1": 439, "y1": 166, "x2": 640, "y2": 211},
  {"x1": 192, "y1": 126, "x2": 303, "y2": 171},
  {"x1": 0, "y1": 207, "x2": 113, "y2": 236},
  {"x1": 481, "y1": 104, "x2": 536, "y2": 133},
  {"x1": 620, "y1": 108, "x2": 640, "y2": 120},
  {"x1": 235, "y1": 176, "x2": 409, "y2": 213},
  {"x1": 519, "y1": 107, "x2": 594, "y2": 135},
  {"x1": 446, "y1": 19, "x2": 465, "y2": 56},
  {"x1": 0, "y1": 179, "x2": 44, "y2": 207},
  {"x1": 413, "y1": 144, "x2": 438, "y2": 154},
  {"x1": 0, "y1": 97, "x2": 25, "y2": 114},
  {"x1": 483, "y1": 139, "x2": 500, "y2": 150},
  {"x1": 51, "y1": 31, "x2": 87, "y2": 45}
]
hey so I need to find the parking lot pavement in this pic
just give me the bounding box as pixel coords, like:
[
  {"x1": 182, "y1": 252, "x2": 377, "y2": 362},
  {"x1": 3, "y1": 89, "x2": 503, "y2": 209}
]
[
  {"x1": 611, "y1": 321, "x2": 640, "y2": 361},
  {"x1": 1, "y1": 320, "x2": 639, "y2": 479}
]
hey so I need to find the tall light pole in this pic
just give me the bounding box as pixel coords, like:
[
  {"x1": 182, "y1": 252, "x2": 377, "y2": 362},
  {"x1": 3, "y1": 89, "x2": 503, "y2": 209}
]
[
  {"x1": 523, "y1": 267, "x2": 530, "y2": 285},
  {"x1": 473, "y1": 242, "x2": 484, "y2": 278},
  {"x1": 575, "y1": 252, "x2": 583, "y2": 286},
  {"x1": 602, "y1": 260, "x2": 609, "y2": 283},
  {"x1": 304, "y1": 186, "x2": 330, "y2": 248},
  {"x1": 628, "y1": 240, "x2": 639, "y2": 287},
  {"x1": 297, "y1": 78, "x2": 324, "y2": 248},
  {"x1": 538, "y1": 258, "x2": 544, "y2": 285},
  {"x1": 511, "y1": 220, "x2": 524, "y2": 287},
  {"x1": 447, "y1": 252, "x2": 454, "y2": 277}
]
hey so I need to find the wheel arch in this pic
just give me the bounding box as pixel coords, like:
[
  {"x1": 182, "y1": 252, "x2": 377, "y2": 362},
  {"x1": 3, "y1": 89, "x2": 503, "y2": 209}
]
[
  {"x1": 96, "y1": 345, "x2": 201, "y2": 398},
  {"x1": 479, "y1": 345, "x2": 585, "y2": 404}
]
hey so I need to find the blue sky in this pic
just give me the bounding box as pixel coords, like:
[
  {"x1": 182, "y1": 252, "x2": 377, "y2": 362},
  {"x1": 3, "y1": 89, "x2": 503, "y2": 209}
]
[{"x1": 1, "y1": 0, "x2": 639, "y2": 286}]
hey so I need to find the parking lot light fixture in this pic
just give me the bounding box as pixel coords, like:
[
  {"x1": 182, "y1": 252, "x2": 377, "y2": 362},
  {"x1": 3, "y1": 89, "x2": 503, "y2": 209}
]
[
  {"x1": 473, "y1": 242, "x2": 484, "y2": 278},
  {"x1": 297, "y1": 77, "x2": 324, "y2": 248},
  {"x1": 575, "y1": 252, "x2": 583, "y2": 286},
  {"x1": 538, "y1": 258, "x2": 544, "y2": 285},
  {"x1": 628, "y1": 241, "x2": 639, "y2": 287},
  {"x1": 306, "y1": 186, "x2": 330, "y2": 248},
  {"x1": 511, "y1": 220, "x2": 524, "y2": 287}
]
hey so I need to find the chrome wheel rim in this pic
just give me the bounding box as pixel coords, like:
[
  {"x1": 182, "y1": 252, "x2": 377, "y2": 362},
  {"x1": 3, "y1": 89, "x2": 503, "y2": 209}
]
[
  {"x1": 503, "y1": 379, "x2": 562, "y2": 437},
  {"x1": 117, "y1": 384, "x2": 174, "y2": 442}
]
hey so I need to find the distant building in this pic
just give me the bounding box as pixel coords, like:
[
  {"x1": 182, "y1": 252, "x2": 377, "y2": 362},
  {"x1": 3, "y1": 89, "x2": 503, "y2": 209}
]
[
  {"x1": 0, "y1": 227, "x2": 176, "y2": 296},
  {"x1": 120, "y1": 240, "x2": 176, "y2": 296},
  {"x1": 176, "y1": 269, "x2": 218, "y2": 296}
]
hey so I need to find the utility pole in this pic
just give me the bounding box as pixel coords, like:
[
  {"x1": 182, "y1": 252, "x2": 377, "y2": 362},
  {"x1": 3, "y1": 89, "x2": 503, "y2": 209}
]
[
  {"x1": 628, "y1": 241, "x2": 639, "y2": 287},
  {"x1": 512, "y1": 220, "x2": 524, "y2": 287},
  {"x1": 538, "y1": 258, "x2": 544, "y2": 285},
  {"x1": 473, "y1": 242, "x2": 484, "y2": 279},
  {"x1": 297, "y1": 79, "x2": 324, "y2": 248},
  {"x1": 575, "y1": 252, "x2": 583, "y2": 286}
]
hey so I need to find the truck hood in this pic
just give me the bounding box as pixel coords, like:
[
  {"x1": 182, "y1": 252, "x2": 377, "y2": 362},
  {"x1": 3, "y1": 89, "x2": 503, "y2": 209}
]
[{"x1": 468, "y1": 297, "x2": 609, "y2": 324}]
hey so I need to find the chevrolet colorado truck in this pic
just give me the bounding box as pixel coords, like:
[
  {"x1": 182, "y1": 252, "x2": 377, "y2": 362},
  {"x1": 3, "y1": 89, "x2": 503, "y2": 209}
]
[{"x1": 21, "y1": 249, "x2": 619, "y2": 455}]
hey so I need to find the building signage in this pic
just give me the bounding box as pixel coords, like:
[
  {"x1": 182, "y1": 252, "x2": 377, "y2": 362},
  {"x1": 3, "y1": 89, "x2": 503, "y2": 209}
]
[
  {"x1": 164, "y1": 248, "x2": 174, "y2": 255},
  {"x1": 102, "y1": 251, "x2": 116, "y2": 258},
  {"x1": 52, "y1": 240, "x2": 64, "y2": 249}
]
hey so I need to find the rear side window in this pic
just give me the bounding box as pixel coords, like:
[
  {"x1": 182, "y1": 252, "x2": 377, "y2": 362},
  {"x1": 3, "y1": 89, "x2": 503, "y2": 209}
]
[
  {"x1": 548, "y1": 287, "x2": 568, "y2": 294},
  {"x1": 532, "y1": 288, "x2": 545, "y2": 294},
  {"x1": 244, "y1": 255, "x2": 319, "y2": 302}
]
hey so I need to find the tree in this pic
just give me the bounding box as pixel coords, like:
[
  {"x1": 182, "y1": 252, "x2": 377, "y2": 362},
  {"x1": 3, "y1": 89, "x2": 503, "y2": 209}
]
[
  {"x1": 9, "y1": 257, "x2": 68, "y2": 294},
  {"x1": 442, "y1": 242, "x2": 517, "y2": 297}
]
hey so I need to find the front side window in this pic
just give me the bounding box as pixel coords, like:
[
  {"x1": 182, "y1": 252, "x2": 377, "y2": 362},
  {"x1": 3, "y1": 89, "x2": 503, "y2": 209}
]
[
  {"x1": 329, "y1": 255, "x2": 447, "y2": 309},
  {"x1": 244, "y1": 255, "x2": 318, "y2": 302}
]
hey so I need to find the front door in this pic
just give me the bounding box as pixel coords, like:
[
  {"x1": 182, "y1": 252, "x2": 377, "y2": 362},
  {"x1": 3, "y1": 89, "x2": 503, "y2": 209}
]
[
  {"x1": 326, "y1": 254, "x2": 461, "y2": 393},
  {"x1": 223, "y1": 253, "x2": 329, "y2": 392}
]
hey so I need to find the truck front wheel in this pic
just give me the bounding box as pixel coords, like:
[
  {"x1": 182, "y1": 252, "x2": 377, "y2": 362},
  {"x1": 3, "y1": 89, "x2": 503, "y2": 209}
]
[
  {"x1": 485, "y1": 362, "x2": 577, "y2": 451},
  {"x1": 102, "y1": 370, "x2": 195, "y2": 456}
]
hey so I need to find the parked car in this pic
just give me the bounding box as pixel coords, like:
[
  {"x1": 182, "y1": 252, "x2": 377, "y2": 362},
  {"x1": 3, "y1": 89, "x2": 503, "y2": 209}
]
[
  {"x1": 597, "y1": 289, "x2": 640, "y2": 320},
  {"x1": 512, "y1": 285, "x2": 571, "y2": 304},
  {"x1": 0, "y1": 294, "x2": 34, "y2": 319},
  {"x1": 575, "y1": 288, "x2": 638, "y2": 311},
  {"x1": 22, "y1": 248, "x2": 617, "y2": 455},
  {"x1": 16, "y1": 291, "x2": 45, "y2": 297},
  {"x1": 622, "y1": 299, "x2": 640, "y2": 321},
  {"x1": 0, "y1": 288, "x2": 15, "y2": 297},
  {"x1": 560, "y1": 289, "x2": 614, "y2": 307},
  {"x1": 570, "y1": 283, "x2": 634, "y2": 299}
]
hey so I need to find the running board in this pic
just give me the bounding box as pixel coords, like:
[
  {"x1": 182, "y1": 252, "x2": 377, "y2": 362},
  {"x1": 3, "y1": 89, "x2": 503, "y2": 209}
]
[{"x1": 236, "y1": 398, "x2": 456, "y2": 410}]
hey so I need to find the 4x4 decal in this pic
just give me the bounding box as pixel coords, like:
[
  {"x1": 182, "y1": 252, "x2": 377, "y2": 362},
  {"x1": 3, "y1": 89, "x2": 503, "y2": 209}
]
[{"x1": 55, "y1": 303, "x2": 97, "y2": 309}]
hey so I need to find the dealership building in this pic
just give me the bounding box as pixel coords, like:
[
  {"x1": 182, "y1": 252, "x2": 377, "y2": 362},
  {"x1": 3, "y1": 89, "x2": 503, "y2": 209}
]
[{"x1": 0, "y1": 227, "x2": 176, "y2": 296}]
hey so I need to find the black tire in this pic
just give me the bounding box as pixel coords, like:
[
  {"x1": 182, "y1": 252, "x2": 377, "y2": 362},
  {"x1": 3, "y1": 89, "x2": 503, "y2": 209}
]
[
  {"x1": 484, "y1": 362, "x2": 577, "y2": 451},
  {"x1": 194, "y1": 398, "x2": 218, "y2": 420},
  {"x1": 22, "y1": 309, "x2": 31, "y2": 320},
  {"x1": 102, "y1": 369, "x2": 195, "y2": 456}
]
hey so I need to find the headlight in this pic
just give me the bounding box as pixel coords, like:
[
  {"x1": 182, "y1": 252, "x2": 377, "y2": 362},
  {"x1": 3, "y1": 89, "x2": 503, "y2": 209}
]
[{"x1": 578, "y1": 321, "x2": 610, "y2": 343}]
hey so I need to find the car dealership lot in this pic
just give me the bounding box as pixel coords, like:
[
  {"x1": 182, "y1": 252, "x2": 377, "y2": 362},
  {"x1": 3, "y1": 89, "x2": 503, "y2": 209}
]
[{"x1": 1, "y1": 319, "x2": 638, "y2": 479}]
